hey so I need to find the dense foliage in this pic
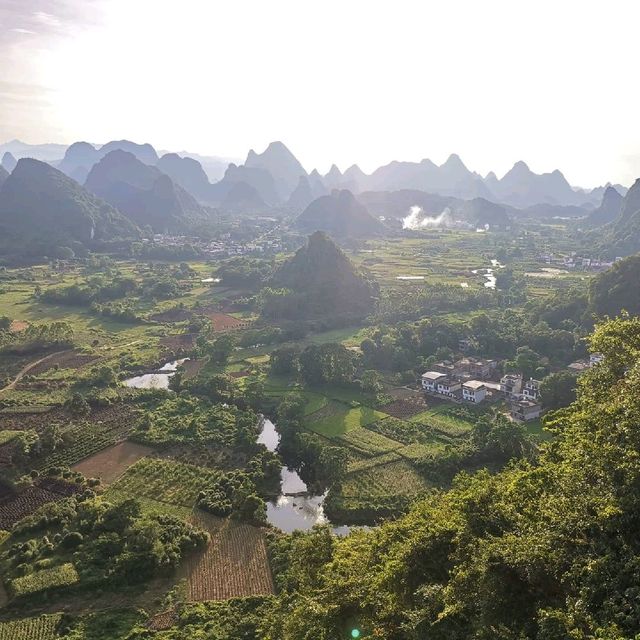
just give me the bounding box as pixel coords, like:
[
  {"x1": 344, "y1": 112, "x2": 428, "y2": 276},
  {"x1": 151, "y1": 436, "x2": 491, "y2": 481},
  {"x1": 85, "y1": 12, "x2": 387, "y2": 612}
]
[{"x1": 254, "y1": 317, "x2": 640, "y2": 638}]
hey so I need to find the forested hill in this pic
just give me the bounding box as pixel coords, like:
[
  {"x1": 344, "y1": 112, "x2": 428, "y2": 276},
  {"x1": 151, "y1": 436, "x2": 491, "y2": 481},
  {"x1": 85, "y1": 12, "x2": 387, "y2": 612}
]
[
  {"x1": 259, "y1": 316, "x2": 640, "y2": 639},
  {"x1": 261, "y1": 231, "x2": 379, "y2": 324},
  {"x1": 0, "y1": 158, "x2": 138, "y2": 257}
]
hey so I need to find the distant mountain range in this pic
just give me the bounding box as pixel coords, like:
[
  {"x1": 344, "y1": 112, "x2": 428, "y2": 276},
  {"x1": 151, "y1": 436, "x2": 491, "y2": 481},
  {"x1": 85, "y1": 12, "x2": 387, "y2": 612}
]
[{"x1": 1, "y1": 138, "x2": 627, "y2": 214}]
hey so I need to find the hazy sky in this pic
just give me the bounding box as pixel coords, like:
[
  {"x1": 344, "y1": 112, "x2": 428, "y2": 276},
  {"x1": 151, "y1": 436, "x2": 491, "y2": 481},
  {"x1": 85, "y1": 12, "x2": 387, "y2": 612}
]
[{"x1": 2, "y1": 0, "x2": 639, "y2": 186}]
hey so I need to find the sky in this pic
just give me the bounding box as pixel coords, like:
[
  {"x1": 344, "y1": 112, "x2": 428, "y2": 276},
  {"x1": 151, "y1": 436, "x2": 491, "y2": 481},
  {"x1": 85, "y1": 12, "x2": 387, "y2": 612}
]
[{"x1": 1, "y1": 0, "x2": 640, "y2": 187}]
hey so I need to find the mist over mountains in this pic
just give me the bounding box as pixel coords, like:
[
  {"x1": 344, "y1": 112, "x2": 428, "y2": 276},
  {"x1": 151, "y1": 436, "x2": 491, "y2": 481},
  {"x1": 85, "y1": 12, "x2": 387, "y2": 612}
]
[{"x1": 1, "y1": 135, "x2": 638, "y2": 255}]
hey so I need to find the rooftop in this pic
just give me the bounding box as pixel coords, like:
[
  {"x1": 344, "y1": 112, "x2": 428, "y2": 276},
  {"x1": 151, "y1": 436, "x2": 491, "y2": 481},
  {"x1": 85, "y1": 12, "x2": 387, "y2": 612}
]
[
  {"x1": 421, "y1": 371, "x2": 447, "y2": 381},
  {"x1": 463, "y1": 380, "x2": 486, "y2": 390}
]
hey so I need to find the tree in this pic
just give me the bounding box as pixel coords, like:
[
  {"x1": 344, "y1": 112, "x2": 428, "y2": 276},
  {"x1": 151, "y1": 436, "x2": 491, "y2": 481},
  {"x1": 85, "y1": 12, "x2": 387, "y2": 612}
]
[
  {"x1": 209, "y1": 334, "x2": 237, "y2": 365},
  {"x1": 361, "y1": 370, "x2": 383, "y2": 394},
  {"x1": 540, "y1": 371, "x2": 578, "y2": 410},
  {"x1": 65, "y1": 393, "x2": 90, "y2": 417},
  {"x1": 270, "y1": 345, "x2": 301, "y2": 375}
]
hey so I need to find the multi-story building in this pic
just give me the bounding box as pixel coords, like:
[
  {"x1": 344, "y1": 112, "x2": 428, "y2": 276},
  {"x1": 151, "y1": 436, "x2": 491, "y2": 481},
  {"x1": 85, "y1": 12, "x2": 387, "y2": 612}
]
[
  {"x1": 500, "y1": 373, "x2": 523, "y2": 399},
  {"x1": 462, "y1": 380, "x2": 487, "y2": 403},
  {"x1": 511, "y1": 399, "x2": 542, "y2": 422},
  {"x1": 421, "y1": 371, "x2": 448, "y2": 392}
]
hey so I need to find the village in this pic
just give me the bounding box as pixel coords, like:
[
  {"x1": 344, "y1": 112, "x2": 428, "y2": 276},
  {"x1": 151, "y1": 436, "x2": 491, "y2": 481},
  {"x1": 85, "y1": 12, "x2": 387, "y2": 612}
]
[{"x1": 420, "y1": 352, "x2": 604, "y2": 422}]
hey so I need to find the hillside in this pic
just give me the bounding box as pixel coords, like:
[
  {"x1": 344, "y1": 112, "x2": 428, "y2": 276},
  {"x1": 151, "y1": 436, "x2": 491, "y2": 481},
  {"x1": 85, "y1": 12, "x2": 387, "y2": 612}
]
[
  {"x1": 157, "y1": 152, "x2": 213, "y2": 203},
  {"x1": 0, "y1": 165, "x2": 8, "y2": 190},
  {"x1": 2, "y1": 152, "x2": 17, "y2": 173},
  {"x1": 295, "y1": 189, "x2": 385, "y2": 237},
  {"x1": 0, "y1": 158, "x2": 138, "y2": 256},
  {"x1": 264, "y1": 231, "x2": 379, "y2": 322},
  {"x1": 84, "y1": 150, "x2": 207, "y2": 232},
  {"x1": 59, "y1": 139, "x2": 160, "y2": 184},
  {"x1": 583, "y1": 185, "x2": 623, "y2": 228},
  {"x1": 605, "y1": 178, "x2": 640, "y2": 255}
]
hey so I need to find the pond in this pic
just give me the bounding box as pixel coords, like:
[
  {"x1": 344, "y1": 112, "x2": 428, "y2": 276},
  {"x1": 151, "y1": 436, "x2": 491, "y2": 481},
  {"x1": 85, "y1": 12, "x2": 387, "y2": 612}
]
[
  {"x1": 257, "y1": 418, "x2": 350, "y2": 535},
  {"x1": 123, "y1": 358, "x2": 189, "y2": 390},
  {"x1": 471, "y1": 258, "x2": 505, "y2": 289}
]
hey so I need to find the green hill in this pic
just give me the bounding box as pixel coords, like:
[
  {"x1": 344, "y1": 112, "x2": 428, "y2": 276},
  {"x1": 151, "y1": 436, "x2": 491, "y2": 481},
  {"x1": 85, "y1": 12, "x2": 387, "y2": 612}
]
[
  {"x1": 0, "y1": 158, "x2": 138, "y2": 258},
  {"x1": 262, "y1": 231, "x2": 379, "y2": 323}
]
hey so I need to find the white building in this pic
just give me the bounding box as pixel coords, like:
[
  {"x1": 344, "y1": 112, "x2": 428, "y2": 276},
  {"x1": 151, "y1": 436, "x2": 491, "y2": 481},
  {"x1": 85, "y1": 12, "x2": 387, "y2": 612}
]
[
  {"x1": 500, "y1": 373, "x2": 523, "y2": 399},
  {"x1": 436, "y1": 378, "x2": 462, "y2": 398},
  {"x1": 589, "y1": 353, "x2": 604, "y2": 367},
  {"x1": 462, "y1": 380, "x2": 487, "y2": 403},
  {"x1": 421, "y1": 371, "x2": 447, "y2": 392},
  {"x1": 522, "y1": 378, "x2": 541, "y2": 401}
]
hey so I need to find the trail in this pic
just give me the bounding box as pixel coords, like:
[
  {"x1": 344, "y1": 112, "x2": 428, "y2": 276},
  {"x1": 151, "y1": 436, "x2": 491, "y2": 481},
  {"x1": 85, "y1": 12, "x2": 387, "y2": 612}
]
[{"x1": 0, "y1": 350, "x2": 72, "y2": 394}]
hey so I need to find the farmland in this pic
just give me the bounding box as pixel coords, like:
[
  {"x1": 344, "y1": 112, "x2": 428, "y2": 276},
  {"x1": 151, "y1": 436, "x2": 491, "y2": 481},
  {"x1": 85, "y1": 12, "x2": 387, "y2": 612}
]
[
  {"x1": 0, "y1": 226, "x2": 591, "y2": 633},
  {"x1": 180, "y1": 511, "x2": 274, "y2": 601},
  {"x1": 106, "y1": 458, "x2": 220, "y2": 508},
  {"x1": 72, "y1": 441, "x2": 154, "y2": 483},
  {"x1": 0, "y1": 614, "x2": 64, "y2": 640},
  {"x1": 9, "y1": 563, "x2": 79, "y2": 599}
]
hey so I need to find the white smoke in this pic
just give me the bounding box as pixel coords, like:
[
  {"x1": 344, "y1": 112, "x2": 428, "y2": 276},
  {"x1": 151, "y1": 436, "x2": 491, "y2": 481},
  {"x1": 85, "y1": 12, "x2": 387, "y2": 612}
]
[{"x1": 401, "y1": 205, "x2": 456, "y2": 230}]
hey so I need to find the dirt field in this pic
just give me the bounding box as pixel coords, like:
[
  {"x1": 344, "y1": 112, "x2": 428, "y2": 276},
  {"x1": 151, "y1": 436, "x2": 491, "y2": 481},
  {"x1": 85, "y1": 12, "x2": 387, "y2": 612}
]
[
  {"x1": 381, "y1": 398, "x2": 428, "y2": 419},
  {"x1": 151, "y1": 308, "x2": 193, "y2": 323},
  {"x1": 72, "y1": 441, "x2": 154, "y2": 484},
  {"x1": 159, "y1": 333, "x2": 196, "y2": 353},
  {"x1": 202, "y1": 311, "x2": 251, "y2": 332},
  {"x1": 8, "y1": 320, "x2": 28, "y2": 333},
  {"x1": 181, "y1": 511, "x2": 274, "y2": 601},
  {"x1": 0, "y1": 480, "x2": 81, "y2": 530},
  {"x1": 27, "y1": 351, "x2": 99, "y2": 376}
]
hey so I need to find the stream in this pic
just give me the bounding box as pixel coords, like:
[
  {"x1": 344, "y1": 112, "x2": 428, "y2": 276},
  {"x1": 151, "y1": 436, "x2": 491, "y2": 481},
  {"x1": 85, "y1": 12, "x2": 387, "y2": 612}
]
[
  {"x1": 123, "y1": 358, "x2": 189, "y2": 390},
  {"x1": 258, "y1": 418, "x2": 350, "y2": 535},
  {"x1": 124, "y1": 361, "x2": 349, "y2": 533}
]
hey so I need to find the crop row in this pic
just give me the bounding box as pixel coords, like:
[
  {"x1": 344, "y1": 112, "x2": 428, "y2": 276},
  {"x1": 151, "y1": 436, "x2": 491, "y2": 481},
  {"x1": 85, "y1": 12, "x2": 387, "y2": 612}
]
[
  {"x1": 107, "y1": 458, "x2": 219, "y2": 508},
  {"x1": 0, "y1": 614, "x2": 64, "y2": 640},
  {"x1": 9, "y1": 563, "x2": 79, "y2": 598}
]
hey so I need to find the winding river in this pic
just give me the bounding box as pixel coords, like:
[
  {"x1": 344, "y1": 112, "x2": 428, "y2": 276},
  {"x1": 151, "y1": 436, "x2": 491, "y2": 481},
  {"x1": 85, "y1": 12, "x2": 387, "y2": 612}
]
[
  {"x1": 258, "y1": 418, "x2": 350, "y2": 535},
  {"x1": 124, "y1": 361, "x2": 349, "y2": 533}
]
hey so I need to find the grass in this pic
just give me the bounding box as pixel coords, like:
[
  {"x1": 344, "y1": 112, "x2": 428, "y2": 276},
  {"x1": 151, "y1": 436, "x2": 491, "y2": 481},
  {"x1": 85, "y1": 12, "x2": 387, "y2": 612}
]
[
  {"x1": 0, "y1": 430, "x2": 22, "y2": 445},
  {"x1": 307, "y1": 403, "x2": 386, "y2": 437},
  {"x1": 337, "y1": 428, "x2": 404, "y2": 456},
  {"x1": 340, "y1": 460, "x2": 431, "y2": 498},
  {"x1": 409, "y1": 406, "x2": 475, "y2": 437}
]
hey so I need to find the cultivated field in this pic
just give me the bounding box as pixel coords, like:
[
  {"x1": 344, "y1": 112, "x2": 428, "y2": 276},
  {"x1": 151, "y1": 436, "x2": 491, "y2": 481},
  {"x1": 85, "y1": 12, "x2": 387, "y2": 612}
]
[
  {"x1": 0, "y1": 614, "x2": 64, "y2": 640},
  {"x1": 72, "y1": 441, "x2": 154, "y2": 484},
  {"x1": 106, "y1": 458, "x2": 219, "y2": 508},
  {"x1": 180, "y1": 511, "x2": 274, "y2": 601}
]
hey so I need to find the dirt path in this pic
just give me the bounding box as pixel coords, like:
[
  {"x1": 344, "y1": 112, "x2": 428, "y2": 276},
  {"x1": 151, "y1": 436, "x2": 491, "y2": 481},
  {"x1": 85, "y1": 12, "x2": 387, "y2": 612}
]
[{"x1": 0, "y1": 350, "x2": 71, "y2": 394}]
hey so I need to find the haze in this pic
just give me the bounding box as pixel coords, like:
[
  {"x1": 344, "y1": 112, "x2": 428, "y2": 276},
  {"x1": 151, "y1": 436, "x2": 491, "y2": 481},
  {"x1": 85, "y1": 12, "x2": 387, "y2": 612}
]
[{"x1": 2, "y1": 0, "x2": 639, "y2": 186}]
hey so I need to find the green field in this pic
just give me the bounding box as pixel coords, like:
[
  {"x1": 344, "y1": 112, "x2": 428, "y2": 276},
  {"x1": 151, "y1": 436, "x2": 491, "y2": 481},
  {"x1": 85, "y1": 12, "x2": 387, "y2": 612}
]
[
  {"x1": 106, "y1": 457, "x2": 219, "y2": 508},
  {"x1": 306, "y1": 402, "x2": 386, "y2": 437}
]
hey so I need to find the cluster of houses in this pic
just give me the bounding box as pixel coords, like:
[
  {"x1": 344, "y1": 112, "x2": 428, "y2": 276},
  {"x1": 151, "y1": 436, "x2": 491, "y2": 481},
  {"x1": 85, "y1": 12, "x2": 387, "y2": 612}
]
[
  {"x1": 420, "y1": 357, "x2": 543, "y2": 422},
  {"x1": 147, "y1": 234, "x2": 282, "y2": 258},
  {"x1": 537, "y1": 252, "x2": 621, "y2": 271}
]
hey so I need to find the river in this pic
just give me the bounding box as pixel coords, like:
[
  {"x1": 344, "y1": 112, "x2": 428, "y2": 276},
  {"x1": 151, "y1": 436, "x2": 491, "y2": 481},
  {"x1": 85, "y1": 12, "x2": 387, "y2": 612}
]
[{"x1": 258, "y1": 418, "x2": 350, "y2": 535}]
